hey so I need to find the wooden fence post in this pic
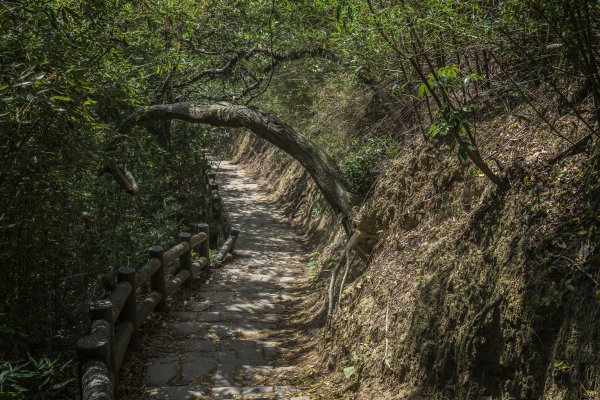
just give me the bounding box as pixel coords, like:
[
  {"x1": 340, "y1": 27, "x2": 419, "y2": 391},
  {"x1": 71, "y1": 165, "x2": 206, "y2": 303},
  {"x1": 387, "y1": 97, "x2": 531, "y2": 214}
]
[
  {"x1": 195, "y1": 223, "x2": 210, "y2": 260},
  {"x1": 149, "y1": 245, "x2": 166, "y2": 311},
  {"x1": 89, "y1": 300, "x2": 115, "y2": 385},
  {"x1": 77, "y1": 339, "x2": 112, "y2": 400},
  {"x1": 77, "y1": 299, "x2": 114, "y2": 400},
  {"x1": 178, "y1": 232, "x2": 192, "y2": 285},
  {"x1": 117, "y1": 267, "x2": 137, "y2": 348},
  {"x1": 211, "y1": 191, "x2": 223, "y2": 247}
]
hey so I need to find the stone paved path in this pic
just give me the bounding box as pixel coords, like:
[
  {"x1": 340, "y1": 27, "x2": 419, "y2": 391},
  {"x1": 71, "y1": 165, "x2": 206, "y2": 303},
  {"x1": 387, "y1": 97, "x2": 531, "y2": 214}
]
[{"x1": 142, "y1": 160, "x2": 310, "y2": 400}]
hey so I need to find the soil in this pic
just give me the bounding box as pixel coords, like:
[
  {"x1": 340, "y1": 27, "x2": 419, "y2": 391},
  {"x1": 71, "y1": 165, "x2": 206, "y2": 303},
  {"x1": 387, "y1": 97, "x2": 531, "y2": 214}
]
[{"x1": 226, "y1": 126, "x2": 600, "y2": 400}]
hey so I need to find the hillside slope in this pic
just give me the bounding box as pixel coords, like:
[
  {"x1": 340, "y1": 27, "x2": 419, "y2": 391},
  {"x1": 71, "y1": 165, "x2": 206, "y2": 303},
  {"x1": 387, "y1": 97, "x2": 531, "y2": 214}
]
[{"x1": 227, "y1": 86, "x2": 600, "y2": 399}]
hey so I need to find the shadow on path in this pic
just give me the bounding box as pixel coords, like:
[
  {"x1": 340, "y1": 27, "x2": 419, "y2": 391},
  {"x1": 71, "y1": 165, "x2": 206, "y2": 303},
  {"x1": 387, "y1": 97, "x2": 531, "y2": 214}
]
[{"x1": 140, "y1": 160, "x2": 311, "y2": 400}]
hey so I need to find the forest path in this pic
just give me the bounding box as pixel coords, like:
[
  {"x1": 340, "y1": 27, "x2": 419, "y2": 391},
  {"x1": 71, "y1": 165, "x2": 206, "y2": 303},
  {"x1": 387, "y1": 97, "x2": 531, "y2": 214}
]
[{"x1": 141, "y1": 160, "x2": 311, "y2": 400}]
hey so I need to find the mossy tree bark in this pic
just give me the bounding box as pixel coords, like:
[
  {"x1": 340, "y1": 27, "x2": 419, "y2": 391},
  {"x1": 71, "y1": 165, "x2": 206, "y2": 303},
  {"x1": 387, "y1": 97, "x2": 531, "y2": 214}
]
[{"x1": 111, "y1": 102, "x2": 358, "y2": 219}]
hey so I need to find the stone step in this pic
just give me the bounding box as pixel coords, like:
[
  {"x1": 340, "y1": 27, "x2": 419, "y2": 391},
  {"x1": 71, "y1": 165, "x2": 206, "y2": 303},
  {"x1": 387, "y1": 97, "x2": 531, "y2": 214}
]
[
  {"x1": 144, "y1": 347, "x2": 292, "y2": 387},
  {"x1": 171, "y1": 311, "x2": 282, "y2": 323},
  {"x1": 146, "y1": 385, "x2": 309, "y2": 399},
  {"x1": 166, "y1": 321, "x2": 276, "y2": 337},
  {"x1": 211, "y1": 385, "x2": 305, "y2": 399}
]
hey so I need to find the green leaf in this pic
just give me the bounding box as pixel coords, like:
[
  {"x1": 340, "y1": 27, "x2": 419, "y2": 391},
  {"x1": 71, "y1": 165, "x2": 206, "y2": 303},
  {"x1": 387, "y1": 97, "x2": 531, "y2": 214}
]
[
  {"x1": 50, "y1": 379, "x2": 74, "y2": 390},
  {"x1": 50, "y1": 96, "x2": 73, "y2": 102},
  {"x1": 0, "y1": 325, "x2": 28, "y2": 337},
  {"x1": 514, "y1": 113, "x2": 530, "y2": 122},
  {"x1": 343, "y1": 366, "x2": 356, "y2": 378},
  {"x1": 458, "y1": 148, "x2": 468, "y2": 164},
  {"x1": 428, "y1": 123, "x2": 438, "y2": 137},
  {"x1": 437, "y1": 64, "x2": 460, "y2": 79}
]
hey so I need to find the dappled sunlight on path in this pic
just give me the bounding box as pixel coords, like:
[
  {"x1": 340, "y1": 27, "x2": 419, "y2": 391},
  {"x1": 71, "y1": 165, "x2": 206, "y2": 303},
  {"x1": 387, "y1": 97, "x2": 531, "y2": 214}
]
[{"x1": 141, "y1": 160, "x2": 311, "y2": 400}]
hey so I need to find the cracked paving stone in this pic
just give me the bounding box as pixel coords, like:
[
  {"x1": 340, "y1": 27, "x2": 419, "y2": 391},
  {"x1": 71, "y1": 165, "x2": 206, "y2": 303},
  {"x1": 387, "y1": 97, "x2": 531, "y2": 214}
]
[
  {"x1": 220, "y1": 339, "x2": 259, "y2": 351},
  {"x1": 213, "y1": 302, "x2": 286, "y2": 313},
  {"x1": 184, "y1": 339, "x2": 216, "y2": 352},
  {"x1": 208, "y1": 323, "x2": 237, "y2": 338},
  {"x1": 239, "y1": 365, "x2": 274, "y2": 380},
  {"x1": 186, "y1": 301, "x2": 210, "y2": 312},
  {"x1": 170, "y1": 311, "x2": 200, "y2": 320},
  {"x1": 220, "y1": 311, "x2": 280, "y2": 323},
  {"x1": 181, "y1": 353, "x2": 217, "y2": 383},
  {"x1": 236, "y1": 348, "x2": 266, "y2": 365},
  {"x1": 215, "y1": 362, "x2": 237, "y2": 386},
  {"x1": 147, "y1": 385, "x2": 209, "y2": 399},
  {"x1": 144, "y1": 354, "x2": 179, "y2": 386},
  {"x1": 199, "y1": 291, "x2": 236, "y2": 303},
  {"x1": 211, "y1": 386, "x2": 275, "y2": 397},
  {"x1": 197, "y1": 311, "x2": 220, "y2": 322},
  {"x1": 166, "y1": 322, "x2": 210, "y2": 335}
]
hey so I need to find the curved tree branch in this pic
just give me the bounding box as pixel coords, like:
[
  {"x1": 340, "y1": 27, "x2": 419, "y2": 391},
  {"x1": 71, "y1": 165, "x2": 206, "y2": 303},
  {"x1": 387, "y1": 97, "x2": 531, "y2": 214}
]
[
  {"x1": 174, "y1": 48, "x2": 255, "y2": 89},
  {"x1": 175, "y1": 45, "x2": 336, "y2": 90},
  {"x1": 256, "y1": 45, "x2": 336, "y2": 73},
  {"x1": 115, "y1": 102, "x2": 358, "y2": 218}
]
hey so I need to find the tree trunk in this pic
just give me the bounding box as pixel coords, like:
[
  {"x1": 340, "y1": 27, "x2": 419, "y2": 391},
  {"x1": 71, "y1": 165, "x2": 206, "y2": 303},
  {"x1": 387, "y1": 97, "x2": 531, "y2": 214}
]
[{"x1": 115, "y1": 102, "x2": 358, "y2": 218}]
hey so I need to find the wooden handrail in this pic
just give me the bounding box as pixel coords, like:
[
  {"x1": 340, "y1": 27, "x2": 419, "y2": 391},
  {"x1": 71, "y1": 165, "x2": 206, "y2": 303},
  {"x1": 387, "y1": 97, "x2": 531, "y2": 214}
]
[
  {"x1": 215, "y1": 229, "x2": 240, "y2": 264},
  {"x1": 148, "y1": 246, "x2": 166, "y2": 312},
  {"x1": 109, "y1": 282, "x2": 132, "y2": 319},
  {"x1": 77, "y1": 160, "x2": 240, "y2": 399},
  {"x1": 163, "y1": 241, "x2": 190, "y2": 267},
  {"x1": 77, "y1": 225, "x2": 240, "y2": 399},
  {"x1": 80, "y1": 360, "x2": 111, "y2": 399},
  {"x1": 191, "y1": 232, "x2": 207, "y2": 249},
  {"x1": 134, "y1": 258, "x2": 161, "y2": 290},
  {"x1": 135, "y1": 292, "x2": 163, "y2": 329},
  {"x1": 114, "y1": 321, "x2": 134, "y2": 371}
]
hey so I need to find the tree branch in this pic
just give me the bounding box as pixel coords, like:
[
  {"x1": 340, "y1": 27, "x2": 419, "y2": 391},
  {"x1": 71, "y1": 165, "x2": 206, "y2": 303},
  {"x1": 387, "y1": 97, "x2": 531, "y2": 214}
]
[
  {"x1": 114, "y1": 102, "x2": 357, "y2": 218},
  {"x1": 174, "y1": 45, "x2": 336, "y2": 90}
]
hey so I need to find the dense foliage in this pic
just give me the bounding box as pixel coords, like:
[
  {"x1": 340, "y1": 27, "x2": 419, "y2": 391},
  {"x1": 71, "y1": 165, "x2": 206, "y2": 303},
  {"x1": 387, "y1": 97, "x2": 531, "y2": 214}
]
[{"x1": 1, "y1": 0, "x2": 598, "y2": 397}]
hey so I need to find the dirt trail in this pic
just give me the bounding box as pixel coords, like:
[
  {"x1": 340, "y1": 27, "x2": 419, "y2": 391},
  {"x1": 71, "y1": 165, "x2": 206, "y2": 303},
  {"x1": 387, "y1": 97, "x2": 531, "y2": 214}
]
[{"x1": 140, "y1": 160, "x2": 311, "y2": 400}]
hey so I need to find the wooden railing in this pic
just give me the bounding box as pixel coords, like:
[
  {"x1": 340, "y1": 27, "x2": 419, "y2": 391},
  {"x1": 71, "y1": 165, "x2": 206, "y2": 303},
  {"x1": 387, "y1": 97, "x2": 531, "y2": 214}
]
[
  {"x1": 77, "y1": 227, "x2": 239, "y2": 399},
  {"x1": 76, "y1": 156, "x2": 239, "y2": 399}
]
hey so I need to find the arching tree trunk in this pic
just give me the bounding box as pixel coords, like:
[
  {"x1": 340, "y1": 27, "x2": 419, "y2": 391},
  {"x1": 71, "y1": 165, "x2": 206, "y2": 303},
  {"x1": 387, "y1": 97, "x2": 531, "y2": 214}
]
[{"x1": 112, "y1": 102, "x2": 358, "y2": 219}]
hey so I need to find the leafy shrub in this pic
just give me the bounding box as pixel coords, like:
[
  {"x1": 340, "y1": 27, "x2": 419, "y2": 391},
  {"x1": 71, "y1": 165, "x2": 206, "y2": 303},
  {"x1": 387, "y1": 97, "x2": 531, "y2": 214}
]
[
  {"x1": 0, "y1": 355, "x2": 73, "y2": 399},
  {"x1": 341, "y1": 139, "x2": 390, "y2": 194},
  {"x1": 270, "y1": 150, "x2": 291, "y2": 168},
  {"x1": 310, "y1": 198, "x2": 330, "y2": 217}
]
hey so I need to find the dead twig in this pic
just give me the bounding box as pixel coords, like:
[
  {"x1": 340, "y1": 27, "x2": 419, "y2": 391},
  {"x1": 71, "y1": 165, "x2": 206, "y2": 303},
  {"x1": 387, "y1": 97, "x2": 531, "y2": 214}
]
[{"x1": 464, "y1": 291, "x2": 505, "y2": 353}]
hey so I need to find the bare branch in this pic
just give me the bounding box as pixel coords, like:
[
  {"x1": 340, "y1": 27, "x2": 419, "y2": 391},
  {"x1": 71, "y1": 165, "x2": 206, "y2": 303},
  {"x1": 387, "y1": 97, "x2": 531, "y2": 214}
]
[{"x1": 174, "y1": 45, "x2": 336, "y2": 90}]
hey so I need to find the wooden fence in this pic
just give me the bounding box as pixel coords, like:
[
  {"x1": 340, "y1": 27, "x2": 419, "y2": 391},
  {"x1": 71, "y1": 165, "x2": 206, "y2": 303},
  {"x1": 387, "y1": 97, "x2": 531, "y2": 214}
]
[{"x1": 76, "y1": 158, "x2": 239, "y2": 399}]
